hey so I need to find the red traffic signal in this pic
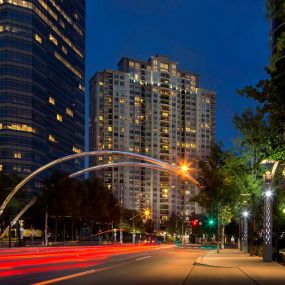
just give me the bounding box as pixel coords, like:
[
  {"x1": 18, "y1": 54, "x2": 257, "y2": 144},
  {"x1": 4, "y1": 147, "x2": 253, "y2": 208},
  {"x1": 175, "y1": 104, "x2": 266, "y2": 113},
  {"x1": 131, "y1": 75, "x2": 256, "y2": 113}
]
[{"x1": 191, "y1": 219, "x2": 199, "y2": 227}]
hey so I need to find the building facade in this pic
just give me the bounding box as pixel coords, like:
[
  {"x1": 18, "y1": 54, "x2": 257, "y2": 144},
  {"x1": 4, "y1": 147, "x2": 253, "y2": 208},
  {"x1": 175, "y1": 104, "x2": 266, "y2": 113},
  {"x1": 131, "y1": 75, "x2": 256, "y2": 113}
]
[
  {"x1": 0, "y1": 0, "x2": 85, "y2": 189},
  {"x1": 89, "y1": 55, "x2": 215, "y2": 230}
]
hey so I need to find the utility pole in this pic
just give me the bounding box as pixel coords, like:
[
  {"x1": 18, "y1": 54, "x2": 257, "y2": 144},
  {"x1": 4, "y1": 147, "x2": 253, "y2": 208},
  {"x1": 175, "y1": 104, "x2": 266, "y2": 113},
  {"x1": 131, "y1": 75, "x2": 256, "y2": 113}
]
[
  {"x1": 8, "y1": 217, "x2": 11, "y2": 248},
  {"x1": 44, "y1": 209, "x2": 48, "y2": 246},
  {"x1": 119, "y1": 186, "x2": 123, "y2": 244}
]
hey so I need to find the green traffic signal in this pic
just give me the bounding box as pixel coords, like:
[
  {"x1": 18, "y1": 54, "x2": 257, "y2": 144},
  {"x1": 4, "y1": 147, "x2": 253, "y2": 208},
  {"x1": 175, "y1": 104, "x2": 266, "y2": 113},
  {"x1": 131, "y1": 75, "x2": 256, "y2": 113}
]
[{"x1": 208, "y1": 219, "x2": 215, "y2": 226}]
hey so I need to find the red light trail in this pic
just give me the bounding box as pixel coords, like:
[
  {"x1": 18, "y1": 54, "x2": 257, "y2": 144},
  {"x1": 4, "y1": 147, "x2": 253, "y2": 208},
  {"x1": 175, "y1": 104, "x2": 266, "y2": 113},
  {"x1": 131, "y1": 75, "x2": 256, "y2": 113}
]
[{"x1": 0, "y1": 244, "x2": 161, "y2": 279}]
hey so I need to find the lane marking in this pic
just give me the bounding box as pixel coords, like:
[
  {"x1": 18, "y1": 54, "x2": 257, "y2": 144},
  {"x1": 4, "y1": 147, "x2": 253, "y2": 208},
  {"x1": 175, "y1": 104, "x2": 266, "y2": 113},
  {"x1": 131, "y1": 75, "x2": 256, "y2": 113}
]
[
  {"x1": 135, "y1": 256, "x2": 151, "y2": 261},
  {"x1": 32, "y1": 252, "x2": 153, "y2": 285},
  {"x1": 31, "y1": 263, "x2": 122, "y2": 285},
  {"x1": 31, "y1": 269, "x2": 99, "y2": 285},
  {"x1": 167, "y1": 251, "x2": 174, "y2": 253}
]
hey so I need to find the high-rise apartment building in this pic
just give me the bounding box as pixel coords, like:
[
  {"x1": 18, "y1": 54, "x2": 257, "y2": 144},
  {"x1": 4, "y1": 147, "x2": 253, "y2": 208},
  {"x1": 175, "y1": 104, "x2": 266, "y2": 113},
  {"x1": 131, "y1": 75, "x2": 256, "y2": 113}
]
[
  {"x1": 89, "y1": 55, "x2": 215, "y2": 230},
  {"x1": 0, "y1": 0, "x2": 85, "y2": 188}
]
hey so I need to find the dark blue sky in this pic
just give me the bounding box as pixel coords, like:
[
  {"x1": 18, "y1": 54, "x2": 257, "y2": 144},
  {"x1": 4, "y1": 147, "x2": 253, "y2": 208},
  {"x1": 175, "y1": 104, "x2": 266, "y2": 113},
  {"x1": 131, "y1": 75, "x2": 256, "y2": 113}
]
[{"x1": 86, "y1": 0, "x2": 269, "y2": 148}]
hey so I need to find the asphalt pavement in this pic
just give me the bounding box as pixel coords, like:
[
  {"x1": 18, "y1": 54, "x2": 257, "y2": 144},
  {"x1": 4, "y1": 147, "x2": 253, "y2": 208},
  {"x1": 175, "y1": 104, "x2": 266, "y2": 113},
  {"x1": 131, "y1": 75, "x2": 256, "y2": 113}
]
[
  {"x1": 0, "y1": 244, "x2": 203, "y2": 285},
  {"x1": 1, "y1": 245, "x2": 284, "y2": 285}
]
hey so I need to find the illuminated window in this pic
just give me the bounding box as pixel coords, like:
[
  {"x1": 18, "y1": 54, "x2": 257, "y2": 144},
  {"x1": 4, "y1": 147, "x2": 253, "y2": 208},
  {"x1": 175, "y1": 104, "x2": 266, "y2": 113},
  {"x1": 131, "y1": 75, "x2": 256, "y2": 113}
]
[
  {"x1": 49, "y1": 97, "x2": 55, "y2": 105},
  {"x1": 119, "y1": 98, "x2": 125, "y2": 103},
  {"x1": 59, "y1": 19, "x2": 65, "y2": 28},
  {"x1": 0, "y1": 164, "x2": 3, "y2": 171},
  {"x1": 0, "y1": 25, "x2": 3, "y2": 32},
  {"x1": 49, "y1": 0, "x2": 84, "y2": 37},
  {"x1": 38, "y1": 0, "x2": 57, "y2": 20},
  {"x1": 153, "y1": 59, "x2": 158, "y2": 71},
  {"x1": 66, "y1": 108, "x2": 73, "y2": 117},
  {"x1": 108, "y1": 126, "x2": 112, "y2": 132},
  {"x1": 0, "y1": 123, "x2": 2, "y2": 129},
  {"x1": 79, "y1": 83, "x2": 85, "y2": 91},
  {"x1": 62, "y1": 46, "x2": 67, "y2": 54},
  {"x1": 56, "y1": 114, "x2": 62, "y2": 122},
  {"x1": 48, "y1": 134, "x2": 57, "y2": 143},
  {"x1": 34, "y1": 7, "x2": 83, "y2": 58},
  {"x1": 34, "y1": 34, "x2": 42, "y2": 44},
  {"x1": 54, "y1": 52, "x2": 82, "y2": 79},
  {"x1": 99, "y1": 116, "x2": 103, "y2": 121},
  {"x1": 73, "y1": 146, "x2": 82, "y2": 154},
  {"x1": 14, "y1": 152, "x2": 22, "y2": 159},
  {"x1": 160, "y1": 63, "x2": 169, "y2": 71},
  {"x1": 172, "y1": 64, "x2": 176, "y2": 74},
  {"x1": 49, "y1": 34, "x2": 58, "y2": 45},
  {"x1": 6, "y1": 124, "x2": 35, "y2": 133},
  {"x1": 129, "y1": 61, "x2": 134, "y2": 67},
  {"x1": 4, "y1": 0, "x2": 33, "y2": 9}
]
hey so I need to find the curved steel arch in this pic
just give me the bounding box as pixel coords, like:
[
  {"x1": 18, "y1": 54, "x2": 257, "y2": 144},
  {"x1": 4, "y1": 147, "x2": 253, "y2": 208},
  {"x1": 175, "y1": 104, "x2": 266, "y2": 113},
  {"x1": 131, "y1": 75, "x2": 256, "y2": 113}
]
[
  {"x1": 0, "y1": 150, "x2": 199, "y2": 215},
  {"x1": 0, "y1": 161, "x2": 196, "y2": 239},
  {"x1": 69, "y1": 162, "x2": 189, "y2": 178}
]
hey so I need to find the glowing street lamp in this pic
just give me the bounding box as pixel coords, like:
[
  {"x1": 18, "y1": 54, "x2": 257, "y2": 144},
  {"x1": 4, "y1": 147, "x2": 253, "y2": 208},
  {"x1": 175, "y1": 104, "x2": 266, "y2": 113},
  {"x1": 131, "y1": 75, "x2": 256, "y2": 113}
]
[
  {"x1": 181, "y1": 165, "x2": 189, "y2": 172},
  {"x1": 144, "y1": 209, "x2": 150, "y2": 219},
  {"x1": 261, "y1": 160, "x2": 279, "y2": 262},
  {"x1": 242, "y1": 209, "x2": 249, "y2": 253}
]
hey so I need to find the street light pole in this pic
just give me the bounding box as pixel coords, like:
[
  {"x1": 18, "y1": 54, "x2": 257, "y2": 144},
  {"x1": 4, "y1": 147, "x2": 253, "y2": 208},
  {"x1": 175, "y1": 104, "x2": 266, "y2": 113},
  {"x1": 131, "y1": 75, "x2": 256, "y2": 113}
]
[
  {"x1": 119, "y1": 186, "x2": 123, "y2": 244},
  {"x1": 263, "y1": 174, "x2": 273, "y2": 262},
  {"x1": 242, "y1": 210, "x2": 249, "y2": 253},
  {"x1": 132, "y1": 211, "x2": 135, "y2": 244},
  {"x1": 261, "y1": 160, "x2": 279, "y2": 262}
]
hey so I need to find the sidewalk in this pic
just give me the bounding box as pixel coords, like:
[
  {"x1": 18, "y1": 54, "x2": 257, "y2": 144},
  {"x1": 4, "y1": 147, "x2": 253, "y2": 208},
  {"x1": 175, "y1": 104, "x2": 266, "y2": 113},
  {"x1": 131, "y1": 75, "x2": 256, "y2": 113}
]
[{"x1": 184, "y1": 249, "x2": 285, "y2": 285}]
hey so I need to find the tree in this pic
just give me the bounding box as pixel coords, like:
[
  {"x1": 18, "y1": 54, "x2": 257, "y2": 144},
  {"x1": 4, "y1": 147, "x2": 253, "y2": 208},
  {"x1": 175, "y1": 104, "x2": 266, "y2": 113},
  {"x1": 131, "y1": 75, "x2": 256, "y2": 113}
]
[
  {"x1": 0, "y1": 173, "x2": 23, "y2": 209},
  {"x1": 232, "y1": 1, "x2": 285, "y2": 255},
  {"x1": 191, "y1": 144, "x2": 261, "y2": 250},
  {"x1": 234, "y1": 1, "x2": 285, "y2": 161},
  {"x1": 29, "y1": 172, "x2": 120, "y2": 242}
]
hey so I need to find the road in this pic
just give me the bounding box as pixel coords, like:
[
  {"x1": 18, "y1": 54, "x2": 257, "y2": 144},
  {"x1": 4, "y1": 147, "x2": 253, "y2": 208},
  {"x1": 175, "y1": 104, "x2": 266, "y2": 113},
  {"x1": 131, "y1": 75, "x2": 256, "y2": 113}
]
[{"x1": 0, "y1": 244, "x2": 204, "y2": 285}]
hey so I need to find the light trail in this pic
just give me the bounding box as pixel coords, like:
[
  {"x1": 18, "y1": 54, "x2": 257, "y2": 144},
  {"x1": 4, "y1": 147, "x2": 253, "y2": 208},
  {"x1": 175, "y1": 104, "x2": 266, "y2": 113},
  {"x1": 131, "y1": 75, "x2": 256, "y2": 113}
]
[{"x1": 0, "y1": 244, "x2": 162, "y2": 279}]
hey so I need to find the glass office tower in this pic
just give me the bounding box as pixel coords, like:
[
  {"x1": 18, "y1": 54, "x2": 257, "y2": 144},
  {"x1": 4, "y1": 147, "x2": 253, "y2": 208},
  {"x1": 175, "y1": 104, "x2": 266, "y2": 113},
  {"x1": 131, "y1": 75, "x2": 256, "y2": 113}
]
[{"x1": 0, "y1": 0, "x2": 85, "y2": 190}]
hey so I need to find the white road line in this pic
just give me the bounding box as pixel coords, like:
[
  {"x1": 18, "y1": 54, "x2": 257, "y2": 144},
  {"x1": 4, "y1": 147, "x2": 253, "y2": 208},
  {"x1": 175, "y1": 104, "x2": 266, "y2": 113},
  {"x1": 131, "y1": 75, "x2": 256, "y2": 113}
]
[
  {"x1": 168, "y1": 251, "x2": 174, "y2": 253},
  {"x1": 136, "y1": 256, "x2": 151, "y2": 261}
]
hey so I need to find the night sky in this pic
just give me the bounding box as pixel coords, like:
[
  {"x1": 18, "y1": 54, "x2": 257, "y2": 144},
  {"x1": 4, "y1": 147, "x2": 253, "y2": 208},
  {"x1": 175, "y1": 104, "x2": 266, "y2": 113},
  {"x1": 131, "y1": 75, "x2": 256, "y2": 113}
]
[{"x1": 86, "y1": 0, "x2": 269, "y2": 149}]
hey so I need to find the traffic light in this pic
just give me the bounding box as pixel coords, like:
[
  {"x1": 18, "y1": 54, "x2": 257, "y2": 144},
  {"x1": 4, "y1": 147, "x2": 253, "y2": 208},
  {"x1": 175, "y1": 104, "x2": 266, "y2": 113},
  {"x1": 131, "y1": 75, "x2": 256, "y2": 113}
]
[
  {"x1": 191, "y1": 219, "x2": 199, "y2": 227},
  {"x1": 207, "y1": 218, "x2": 215, "y2": 226}
]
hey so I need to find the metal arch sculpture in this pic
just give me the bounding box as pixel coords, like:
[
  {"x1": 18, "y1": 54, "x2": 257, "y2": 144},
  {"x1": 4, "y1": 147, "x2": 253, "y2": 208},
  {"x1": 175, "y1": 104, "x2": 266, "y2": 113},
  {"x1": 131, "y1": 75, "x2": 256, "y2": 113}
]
[
  {"x1": 0, "y1": 150, "x2": 200, "y2": 216},
  {"x1": 0, "y1": 161, "x2": 198, "y2": 239},
  {"x1": 69, "y1": 162, "x2": 191, "y2": 178}
]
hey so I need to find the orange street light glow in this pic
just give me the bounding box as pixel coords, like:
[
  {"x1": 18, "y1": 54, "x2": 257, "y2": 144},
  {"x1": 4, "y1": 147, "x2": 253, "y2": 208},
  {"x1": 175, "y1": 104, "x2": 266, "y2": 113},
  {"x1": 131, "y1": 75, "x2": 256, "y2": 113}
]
[
  {"x1": 181, "y1": 165, "x2": 189, "y2": 172},
  {"x1": 144, "y1": 209, "x2": 150, "y2": 217}
]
